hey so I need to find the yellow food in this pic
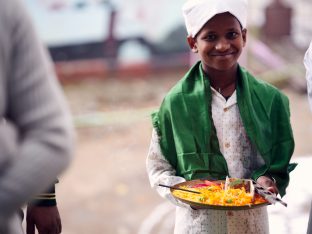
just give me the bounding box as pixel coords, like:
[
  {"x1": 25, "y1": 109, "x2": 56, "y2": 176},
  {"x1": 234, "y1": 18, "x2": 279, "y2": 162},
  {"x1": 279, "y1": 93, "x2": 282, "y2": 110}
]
[{"x1": 172, "y1": 184, "x2": 266, "y2": 206}]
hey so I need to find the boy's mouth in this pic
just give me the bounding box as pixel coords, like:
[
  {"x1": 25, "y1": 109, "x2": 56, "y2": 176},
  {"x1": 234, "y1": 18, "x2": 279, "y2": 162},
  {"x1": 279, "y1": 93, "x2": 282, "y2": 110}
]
[{"x1": 210, "y1": 51, "x2": 236, "y2": 57}]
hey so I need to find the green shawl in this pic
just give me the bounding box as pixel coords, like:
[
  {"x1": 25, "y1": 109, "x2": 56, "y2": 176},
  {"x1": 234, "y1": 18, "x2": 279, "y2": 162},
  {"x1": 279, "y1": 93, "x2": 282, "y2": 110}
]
[{"x1": 152, "y1": 61, "x2": 296, "y2": 196}]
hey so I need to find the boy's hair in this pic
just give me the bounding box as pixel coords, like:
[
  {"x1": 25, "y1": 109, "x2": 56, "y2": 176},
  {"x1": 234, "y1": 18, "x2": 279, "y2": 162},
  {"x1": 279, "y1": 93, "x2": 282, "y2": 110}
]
[{"x1": 182, "y1": 0, "x2": 248, "y2": 38}]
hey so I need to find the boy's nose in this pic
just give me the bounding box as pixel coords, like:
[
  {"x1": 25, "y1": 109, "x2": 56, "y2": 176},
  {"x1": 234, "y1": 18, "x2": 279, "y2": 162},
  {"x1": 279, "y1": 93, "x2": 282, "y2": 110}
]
[{"x1": 215, "y1": 39, "x2": 230, "y2": 51}]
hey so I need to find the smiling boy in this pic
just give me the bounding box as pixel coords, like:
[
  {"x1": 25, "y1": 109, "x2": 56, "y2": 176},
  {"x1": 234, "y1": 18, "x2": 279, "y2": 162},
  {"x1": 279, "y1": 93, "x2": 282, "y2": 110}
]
[
  {"x1": 147, "y1": 0, "x2": 295, "y2": 233},
  {"x1": 187, "y1": 12, "x2": 246, "y2": 99}
]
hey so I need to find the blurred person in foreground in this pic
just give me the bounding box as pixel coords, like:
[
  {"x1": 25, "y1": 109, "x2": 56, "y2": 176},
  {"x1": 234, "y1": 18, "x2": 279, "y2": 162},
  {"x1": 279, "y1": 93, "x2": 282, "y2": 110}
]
[
  {"x1": 0, "y1": 0, "x2": 74, "y2": 233},
  {"x1": 146, "y1": 0, "x2": 296, "y2": 233},
  {"x1": 304, "y1": 40, "x2": 312, "y2": 234}
]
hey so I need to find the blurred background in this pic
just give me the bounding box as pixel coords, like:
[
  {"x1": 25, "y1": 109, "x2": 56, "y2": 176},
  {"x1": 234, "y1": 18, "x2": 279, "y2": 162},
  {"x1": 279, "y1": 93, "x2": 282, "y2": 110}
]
[{"x1": 24, "y1": 0, "x2": 312, "y2": 233}]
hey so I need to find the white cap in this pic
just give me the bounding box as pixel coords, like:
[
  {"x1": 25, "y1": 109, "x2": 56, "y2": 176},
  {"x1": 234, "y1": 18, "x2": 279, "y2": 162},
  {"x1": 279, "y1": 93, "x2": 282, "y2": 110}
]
[
  {"x1": 304, "y1": 41, "x2": 312, "y2": 111},
  {"x1": 182, "y1": 0, "x2": 248, "y2": 37}
]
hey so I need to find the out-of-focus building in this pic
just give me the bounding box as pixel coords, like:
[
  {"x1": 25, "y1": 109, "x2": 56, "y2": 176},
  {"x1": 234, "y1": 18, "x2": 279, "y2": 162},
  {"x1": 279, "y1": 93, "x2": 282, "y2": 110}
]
[
  {"x1": 253, "y1": 0, "x2": 311, "y2": 48},
  {"x1": 25, "y1": 0, "x2": 312, "y2": 78},
  {"x1": 25, "y1": 0, "x2": 187, "y2": 63}
]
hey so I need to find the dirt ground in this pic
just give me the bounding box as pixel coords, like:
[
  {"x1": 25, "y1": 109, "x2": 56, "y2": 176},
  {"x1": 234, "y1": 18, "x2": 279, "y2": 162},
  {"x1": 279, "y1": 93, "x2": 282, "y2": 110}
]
[{"x1": 55, "y1": 69, "x2": 312, "y2": 234}]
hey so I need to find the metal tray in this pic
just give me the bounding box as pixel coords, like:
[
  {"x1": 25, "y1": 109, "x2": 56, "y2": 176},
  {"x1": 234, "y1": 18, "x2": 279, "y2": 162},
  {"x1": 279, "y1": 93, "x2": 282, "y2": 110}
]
[{"x1": 170, "y1": 179, "x2": 269, "y2": 210}]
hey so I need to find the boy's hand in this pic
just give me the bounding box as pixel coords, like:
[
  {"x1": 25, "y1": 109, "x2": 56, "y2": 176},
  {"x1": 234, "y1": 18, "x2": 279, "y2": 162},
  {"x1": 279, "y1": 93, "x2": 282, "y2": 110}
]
[
  {"x1": 26, "y1": 205, "x2": 62, "y2": 234},
  {"x1": 256, "y1": 176, "x2": 279, "y2": 195}
]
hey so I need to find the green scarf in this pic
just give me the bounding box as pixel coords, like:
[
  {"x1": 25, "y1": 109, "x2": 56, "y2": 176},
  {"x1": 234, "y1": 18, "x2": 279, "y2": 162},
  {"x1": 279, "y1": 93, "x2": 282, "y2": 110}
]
[{"x1": 152, "y1": 61, "x2": 296, "y2": 196}]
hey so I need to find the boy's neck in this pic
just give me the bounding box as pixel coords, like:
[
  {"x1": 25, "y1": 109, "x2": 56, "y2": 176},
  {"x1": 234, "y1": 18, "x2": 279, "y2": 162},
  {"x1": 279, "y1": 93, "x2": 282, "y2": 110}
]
[{"x1": 204, "y1": 65, "x2": 238, "y2": 98}]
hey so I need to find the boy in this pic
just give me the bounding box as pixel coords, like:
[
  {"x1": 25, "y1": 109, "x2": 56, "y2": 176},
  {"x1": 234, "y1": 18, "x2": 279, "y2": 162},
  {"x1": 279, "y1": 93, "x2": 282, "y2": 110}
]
[{"x1": 147, "y1": 0, "x2": 295, "y2": 233}]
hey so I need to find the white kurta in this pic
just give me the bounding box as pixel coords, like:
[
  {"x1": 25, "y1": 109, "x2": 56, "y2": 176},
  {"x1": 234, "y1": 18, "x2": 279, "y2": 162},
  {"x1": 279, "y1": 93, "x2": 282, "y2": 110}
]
[
  {"x1": 146, "y1": 88, "x2": 269, "y2": 234},
  {"x1": 304, "y1": 40, "x2": 312, "y2": 111}
]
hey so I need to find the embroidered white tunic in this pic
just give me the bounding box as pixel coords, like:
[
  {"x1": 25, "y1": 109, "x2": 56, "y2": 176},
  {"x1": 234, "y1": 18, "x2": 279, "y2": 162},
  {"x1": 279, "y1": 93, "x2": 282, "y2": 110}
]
[{"x1": 146, "y1": 88, "x2": 269, "y2": 234}]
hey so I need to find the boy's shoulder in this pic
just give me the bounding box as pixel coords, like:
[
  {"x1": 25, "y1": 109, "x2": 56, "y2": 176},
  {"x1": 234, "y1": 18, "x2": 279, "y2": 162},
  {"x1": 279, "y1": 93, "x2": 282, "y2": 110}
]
[
  {"x1": 241, "y1": 67, "x2": 288, "y2": 100},
  {"x1": 162, "y1": 71, "x2": 192, "y2": 103},
  {"x1": 160, "y1": 79, "x2": 185, "y2": 112},
  {"x1": 164, "y1": 62, "x2": 202, "y2": 101}
]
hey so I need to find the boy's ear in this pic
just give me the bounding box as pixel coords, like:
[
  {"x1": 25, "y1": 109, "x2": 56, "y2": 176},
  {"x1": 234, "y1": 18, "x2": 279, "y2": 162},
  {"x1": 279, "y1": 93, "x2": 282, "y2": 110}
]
[
  {"x1": 187, "y1": 36, "x2": 198, "y2": 53},
  {"x1": 242, "y1": 29, "x2": 247, "y2": 47}
]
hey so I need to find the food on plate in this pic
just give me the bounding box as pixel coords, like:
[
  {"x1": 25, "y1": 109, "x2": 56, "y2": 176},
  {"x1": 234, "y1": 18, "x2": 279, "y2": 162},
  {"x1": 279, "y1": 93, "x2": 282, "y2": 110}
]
[{"x1": 172, "y1": 178, "x2": 267, "y2": 207}]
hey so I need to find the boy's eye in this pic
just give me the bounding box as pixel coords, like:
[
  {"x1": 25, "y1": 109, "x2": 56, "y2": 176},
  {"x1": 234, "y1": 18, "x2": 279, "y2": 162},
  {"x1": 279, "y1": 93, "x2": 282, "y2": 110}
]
[
  {"x1": 226, "y1": 32, "x2": 239, "y2": 39},
  {"x1": 204, "y1": 34, "x2": 217, "y2": 41}
]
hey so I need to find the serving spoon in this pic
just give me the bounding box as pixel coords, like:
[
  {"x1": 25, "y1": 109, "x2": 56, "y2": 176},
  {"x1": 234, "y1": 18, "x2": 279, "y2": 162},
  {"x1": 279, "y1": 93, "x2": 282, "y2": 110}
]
[{"x1": 158, "y1": 184, "x2": 201, "y2": 194}]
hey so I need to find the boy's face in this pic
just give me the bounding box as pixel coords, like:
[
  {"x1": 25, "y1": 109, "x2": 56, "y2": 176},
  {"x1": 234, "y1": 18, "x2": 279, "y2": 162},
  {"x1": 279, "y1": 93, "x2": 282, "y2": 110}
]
[{"x1": 187, "y1": 12, "x2": 246, "y2": 72}]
